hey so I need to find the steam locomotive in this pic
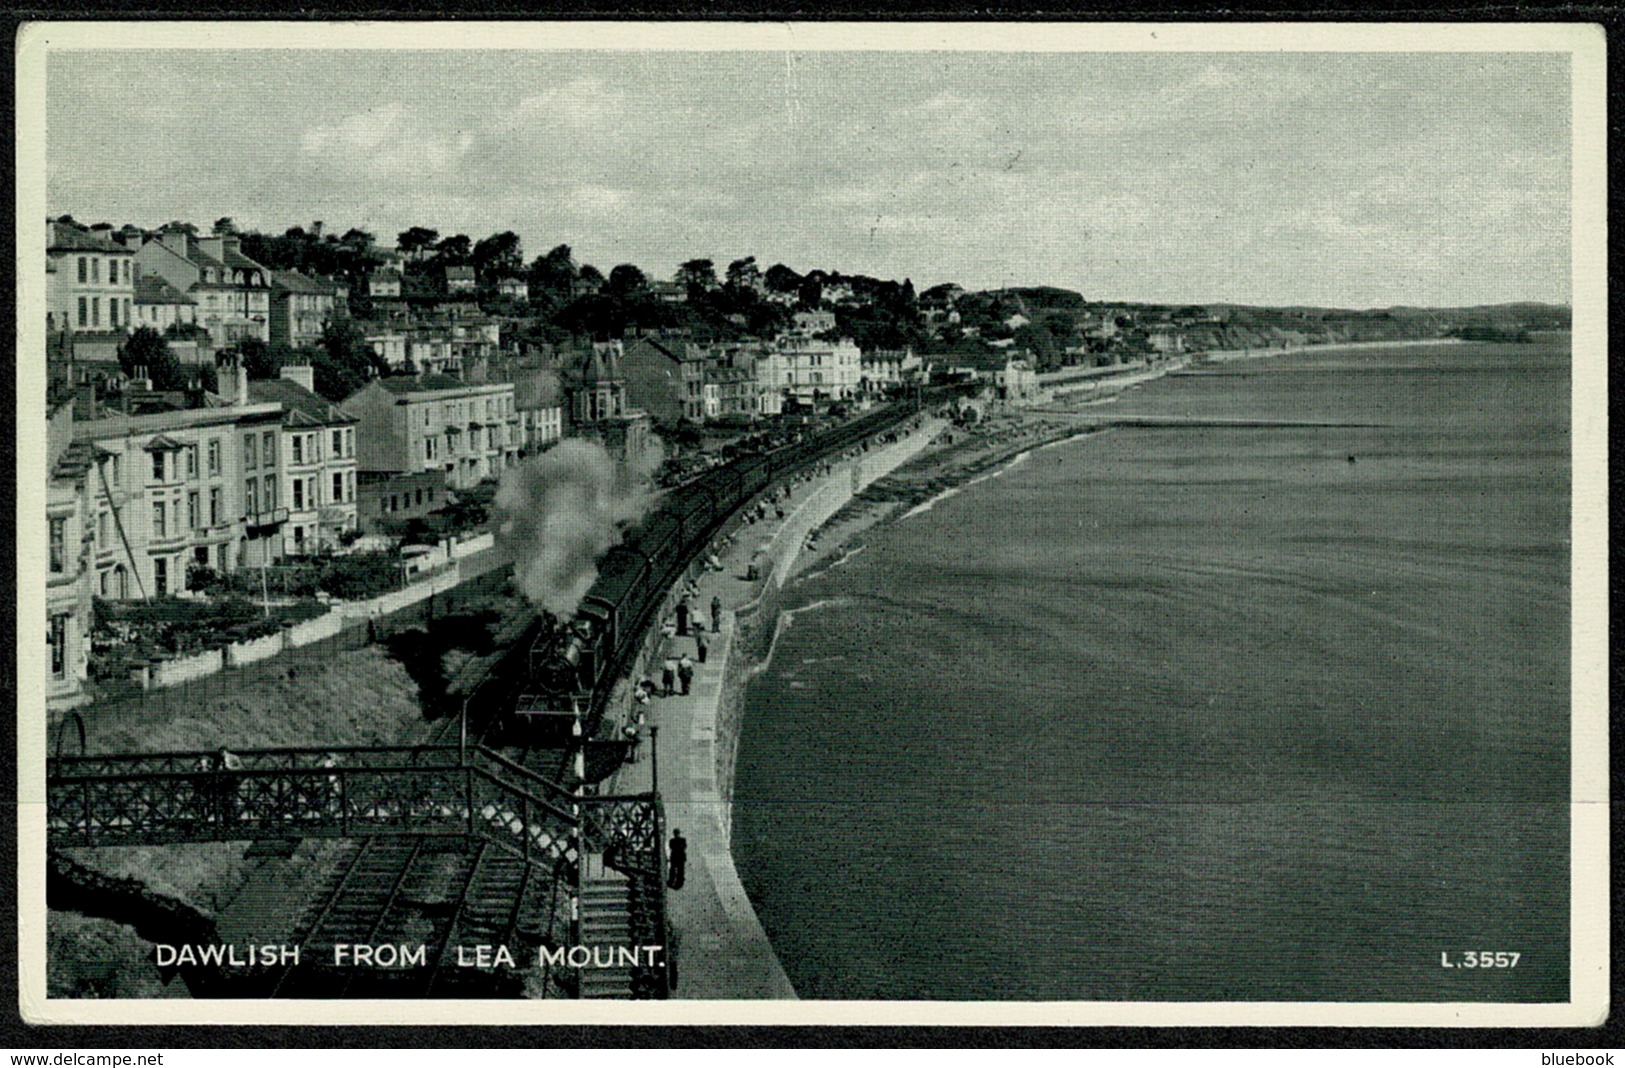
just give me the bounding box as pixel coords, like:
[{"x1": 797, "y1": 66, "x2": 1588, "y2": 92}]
[{"x1": 499, "y1": 400, "x2": 928, "y2": 742}]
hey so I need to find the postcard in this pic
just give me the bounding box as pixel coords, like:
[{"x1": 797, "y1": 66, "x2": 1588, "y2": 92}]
[{"x1": 15, "y1": 20, "x2": 1608, "y2": 1027}]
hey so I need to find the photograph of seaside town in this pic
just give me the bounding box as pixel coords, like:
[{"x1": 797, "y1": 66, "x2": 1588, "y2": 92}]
[{"x1": 23, "y1": 28, "x2": 1601, "y2": 1020}]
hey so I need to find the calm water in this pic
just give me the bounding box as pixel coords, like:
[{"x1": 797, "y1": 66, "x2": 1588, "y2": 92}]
[{"x1": 732, "y1": 341, "x2": 1571, "y2": 1001}]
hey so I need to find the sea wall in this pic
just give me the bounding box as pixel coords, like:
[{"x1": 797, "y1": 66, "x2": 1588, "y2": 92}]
[{"x1": 720, "y1": 417, "x2": 944, "y2": 843}]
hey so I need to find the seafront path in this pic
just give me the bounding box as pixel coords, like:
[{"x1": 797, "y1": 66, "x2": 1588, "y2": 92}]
[{"x1": 605, "y1": 417, "x2": 946, "y2": 1000}]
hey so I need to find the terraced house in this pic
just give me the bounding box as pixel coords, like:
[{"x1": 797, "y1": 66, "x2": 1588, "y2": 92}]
[
  {"x1": 46, "y1": 220, "x2": 135, "y2": 337},
  {"x1": 343, "y1": 375, "x2": 521, "y2": 492},
  {"x1": 46, "y1": 401, "x2": 96, "y2": 709},
  {"x1": 269, "y1": 270, "x2": 340, "y2": 349},
  {"x1": 247, "y1": 365, "x2": 359, "y2": 554},
  {"x1": 134, "y1": 231, "x2": 272, "y2": 349},
  {"x1": 69, "y1": 388, "x2": 287, "y2": 600}
]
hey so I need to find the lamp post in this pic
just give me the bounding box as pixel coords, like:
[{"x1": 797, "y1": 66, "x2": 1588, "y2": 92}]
[{"x1": 649, "y1": 724, "x2": 659, "y2": 797}]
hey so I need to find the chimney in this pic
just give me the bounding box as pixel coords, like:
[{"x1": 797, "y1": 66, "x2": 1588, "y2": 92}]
[
  {"x1": 227, "y1": 357, "x2": 250, "y2": 406},
  {"x1": 280, "y1": 363, "x2": 315, "y2": 392},
  {"x1": 196, "y1": 236, "x2": 224, "y2": 264}
]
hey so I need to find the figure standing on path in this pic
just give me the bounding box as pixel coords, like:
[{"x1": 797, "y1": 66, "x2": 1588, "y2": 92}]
[
  {"x1": 667, "y1": 829, "x2": 688, "y2": 890},
  {"x1": 677, "y1": 654, "x2": 695, "y2": 695},
  {"x1": 661, "y1": 657, "x2": 678, "y2": 697},
  {"x1": 212, "y1": 747, "x2": 242, "y2": 825},
  {"x1": 711, "y1": 596, "x2": 722, "y2": 634},
  {"x1": 675, "y1": 600, "x2": 690, "y2": 636},
  {"x1": 695, "y1": 633, "x2": 707, "y2": 664},
  {"x1": 623, "y1": 722, "x2": 641, "y2": 764}
]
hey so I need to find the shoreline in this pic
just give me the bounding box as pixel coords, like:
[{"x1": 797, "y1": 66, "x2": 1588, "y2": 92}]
[{"x1": 1196, "y1": 336, "x2": 1467, "y2": 363}]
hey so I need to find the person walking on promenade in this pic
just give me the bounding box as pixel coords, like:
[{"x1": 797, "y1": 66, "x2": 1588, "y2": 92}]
[
  {"x1": 623, "y1": 721, "x2": 641, "y2": 764},
  {"x1": 667, "y1": 829, "x2": 688, "y2": 890},
  {"x1": 661, "y1": 657, "x2": 678, "y2": 697},
  {"x1": 695, "y1": 633, "x2": 708, "y2": 664},
  {"x1": 710, "y1": 596, "x2": 722, "y2": 634},
  {"x1": 677, "y1": 654, "x2": 695, "y2": 696},
  {"x1": 675, "y1": 600, "x2": 690, "y2": 637}
]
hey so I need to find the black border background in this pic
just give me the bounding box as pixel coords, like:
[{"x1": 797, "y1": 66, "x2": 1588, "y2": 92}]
[{"x1": 2, "y1": 3, "x2": 1618, "y2": 1049}]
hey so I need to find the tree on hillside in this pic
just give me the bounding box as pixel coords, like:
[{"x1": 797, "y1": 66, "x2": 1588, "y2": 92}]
[
  {"x1": 529, "y1": 244, "x2": 577, "y2": 298},
  {"x1": 726, "y1": 256, "x2": 761, "y2": 290},
  {"x1": 578, "y1": 264, "x2": 605, "y2": 290},
  {"x1": 119, "y1": 327, "x2": 187, "y2": 390},
  {"x1": 310, "y1": 320, "x2": 385, "y2": 402},
  {"x1": 434, "y1": 234, "x2": 473, "y2": 264},
  {"x1": 606, "y1": 263, "x2": 647, "y2": 297},
  {"x1": 472, "y1": 231, "x2": 523, "y2": 279},
  {"x1": 764, "y1": 263, "x2": 802, "y2": 293},
  {"x1": 212, "y1": 217, "x2": 238, "y2": 236},
  {"x1": 227, "y1": 337, "x2": 281, "y2": 380},
  {"x1": 677, "y1": 258, "x2": 717, "y2": 294},
  {"x1": 397, "y1": 227, "x2": 440, "y2": 257}
]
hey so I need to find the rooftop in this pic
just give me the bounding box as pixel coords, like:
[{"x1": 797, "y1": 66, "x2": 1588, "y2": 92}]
[
  {"x1": 48, "y1": 221, "x2": 131, "y2": 255},
  {"x1": 134, "y1": 276, "x2": 196, "y2": 305},
  {"x1": 247, "y1": 376, "x2": 359, "y2": 426}
]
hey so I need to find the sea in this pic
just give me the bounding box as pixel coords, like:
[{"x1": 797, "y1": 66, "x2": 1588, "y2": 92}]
[{"x1": 731, "y1": 339, "x2": 1572, "y2": 1002}]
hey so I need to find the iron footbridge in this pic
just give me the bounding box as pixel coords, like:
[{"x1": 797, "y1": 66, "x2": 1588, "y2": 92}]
[{"x1": 46, "y1": 744, "x2": 669, "y2": 998}]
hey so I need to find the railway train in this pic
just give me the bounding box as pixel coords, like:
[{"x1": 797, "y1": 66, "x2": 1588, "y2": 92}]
[{"x1": 484, "y1": 397, "x2": 934, "y2": 744}]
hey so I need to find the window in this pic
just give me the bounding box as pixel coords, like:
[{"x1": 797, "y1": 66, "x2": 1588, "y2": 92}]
[
  {"x1": 292, "y1": 479, "x2": 304, "y2": 510},
  {"x1": 485, "y1": 399, "x2": 494, "y2": 419},
  {"x1": 49, "y1": 518, "x2": 65, "y2": 573},
  {"x1": 389, "y1": 495, "x2": 398, "y2": 512},
  {"x1": 332, "y1": 430, "x2": 343, "y2": 456},
  {"x1": 108, "y1": 300, "x2": 118, "y2": 328},
  {"x1": 185, "y1": 446, "x2": 198, "y2": 478},
  {"x1": 207, "y1": 440, "x2": 220, "y2": 475},
  {"x1": 263, "y1": 431, "x2": 276, "y2": 464},
  {"x1": 124, "y1": 298, "x2": 131, "y2": 325},
  {"x1": 333, "y1": 472, "x2": 344, "y2": 503},
  {"x1": 123, "y1": 260, "x2": 131, "y2": 284},
  {"x1": 309, "y1": 433, "x2": 320, "y2": 462},
  {"x1": 414, "y1": 488, "x2": 423, "y2": 506},
  {"x1": 153, "y1": 557, "x2": 168, "y2": 596},
  {"x1": 91, "y1": 258, "x2": 99, "y2": 284},
  {"x1": 264, "y1": 477, "x2": 276, "y2": 510},
  {"x1": 90, "y1": 298, "x2": 99, "y2": 327},
  {"x1": 187, "y1": 491, "x2": 199, "y2": 530},
  {"x1": 77, "y1": 298, "x2": 87, "y2": 327},
  {"x1": 245, "y1": 434, "x2": 257, "y2": 469},
  {"x1": 153, "y1": 501, "x2": 167, "y2": 538},
  {"x1": 292, "y1": 436, "x2": 303, "y2": 464},
  {"x1": 245, "y1": 478, "x2": 258, "y2": 515},
  {"x1": 49, "y1": 615, "x2": 66, "y2": 679},
  {"x1": 425, "y1": 436, "x2": 437, "y2": 461},
  {"x1": 99, "y1": 570, "x2": 110, "y2": 597},
  {"x1": 77, "y1": 257, "x2": 86, "y2": 284},
  {"x1": 151, "y1": 451, "x2": 166, "y2": 482},
  {"x1": 97, "y1": 512, "x2": 108, "y2": 547},
  {"x1": 209, "y1": 488, "x2": 221, "y2": 526}
]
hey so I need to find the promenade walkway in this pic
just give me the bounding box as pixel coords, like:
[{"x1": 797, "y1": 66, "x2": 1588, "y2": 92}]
[
  {"x1": 606, "y1": 485, "x2": 799, "y2": 1000},
  {"x1": 607, "y1": 417, "x2": 945, "y2": 1000}
]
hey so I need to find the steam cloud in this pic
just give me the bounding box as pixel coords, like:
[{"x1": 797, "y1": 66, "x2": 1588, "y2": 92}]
[{"x1": 493, "y1": 434, "x2": 665, "y2": 618}]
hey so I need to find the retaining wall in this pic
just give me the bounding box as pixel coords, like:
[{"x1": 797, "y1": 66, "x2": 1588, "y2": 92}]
[{"x1": 132, "y1": 544, "x2": 508, "y2": 694}]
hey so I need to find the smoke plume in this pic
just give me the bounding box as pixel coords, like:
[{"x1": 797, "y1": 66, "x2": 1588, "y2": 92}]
[{"x1": 493, "y1": 435, "x2": 664, "y2": 618}]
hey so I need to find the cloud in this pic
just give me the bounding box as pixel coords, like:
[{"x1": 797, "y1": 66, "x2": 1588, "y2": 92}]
[
  {"x1": 301, "y1": 104, "x2": 405, "y2": 154},
  {"x1": 506, "y1": 79, "x2": 628, "y2": 131},
  {"x1": 300, "y1": 104, "x2": 473, "y2": 182}
]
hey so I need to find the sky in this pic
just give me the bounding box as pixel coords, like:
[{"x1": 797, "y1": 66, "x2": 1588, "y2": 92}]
[{"x1": 45, "y1": 48, "x2": 1572, "y2": 307}]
